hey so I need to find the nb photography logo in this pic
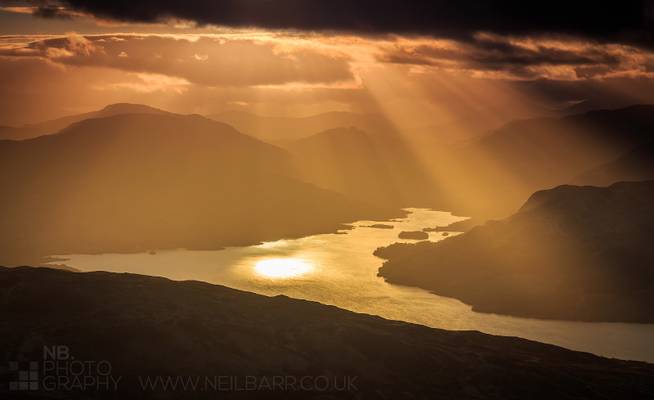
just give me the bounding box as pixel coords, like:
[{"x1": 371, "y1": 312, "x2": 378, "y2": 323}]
[{"x1": 8, "y1": 345, "x2": 122, "y2": 393}]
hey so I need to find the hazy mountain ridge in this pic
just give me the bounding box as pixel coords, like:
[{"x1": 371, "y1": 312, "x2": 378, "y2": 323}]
[
  {"x1": 448, "y1": 104, "x2": 654, "y2": 218},
  {"x1": 0, "y1": 112, "x2": 392, "y2": 266},
  {"x1": 2, "y1": 266, "x2": 653, "y2": 399},
  {"x1": 575, "y1": 143, "x2": 654, "y2": 186},
  {"x1": 0, "y1": 103, "x2": 171, "y2": 141},
  {"x1": 210, "y1": 109, "x2": 491, "y2": 146},
  {"x1": 10, "y1": 102, "x2": 654, "y2": 221},
  {"x1": 376, "y1": 180, "x2": 654, "y2": 322},
  {"x1": 282, "y1": 126, "x2": 439, "y2": 208},
  {"x1": 208, "y1": 110, "x2": 384, "y2": 143}
]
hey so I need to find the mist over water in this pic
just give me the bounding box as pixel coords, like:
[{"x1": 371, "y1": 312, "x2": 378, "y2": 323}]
[{"x1": 54, "y1": 208, "x2": 654, "y2": 362}]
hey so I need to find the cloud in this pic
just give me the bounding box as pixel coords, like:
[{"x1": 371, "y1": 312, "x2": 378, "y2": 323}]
[
  {"x1": 32, "y1": 4, "x2": 73, "y2": 19},
  {"x1": 3, "y1": 33, "x2": 355, "y2": 87},
  {"x1": 0, "y1": 33, "x2": 366, "y2": 124},
  {"x1": 0, "y1": 53, "x2": 369, "y2": 125},
  {"x1": 376, "y1": 35, "x2": 654, "y2": 80},
  {"x1": 38, "y1": 0, "x2": 654, "y2": 49},
  {"x1": 0, "y1": 56, "x2": 119, "y2": 124},
  {"x1": 2, "y1": 50, "x2": 654, "y2": 133},
  {"x1": 0, "y1": 2, "x2": 83, "y2": 19}
]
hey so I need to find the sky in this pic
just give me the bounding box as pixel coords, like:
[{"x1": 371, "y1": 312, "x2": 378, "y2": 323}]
[{"x1": 1, "y1": 0, "x2": 653, "y2": 127}]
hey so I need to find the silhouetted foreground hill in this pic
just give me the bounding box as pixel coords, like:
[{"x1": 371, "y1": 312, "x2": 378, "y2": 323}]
[
  {"x1": 2, "y1": 267, "x2": 653, "y2": 399},
  {"x1": 0, "y1": 103, "x2": 170, "y2": 140},
  {"x1": 376, "y1": 181, "x2": 654, "y2": 322},
  {"x1": 0, "y1": 113, "x2": 388, "y2": 266}
]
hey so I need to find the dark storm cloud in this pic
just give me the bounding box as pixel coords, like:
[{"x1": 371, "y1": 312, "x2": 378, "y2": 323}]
[
  {"x1": 379, "y1": 41, "x2": 618, "y2": 69},
  {"x1": 376, "y1": 33, "x2": 653, "y2": 79},
  {"x1": 467, "y1": 38, "x2": 622, "y2": 69},
  {"x1": 52, "y1": 0, "x2": 654, "y2": 48},
  {"x1": 32, "y1": 4, "x2": 71, "y2": 19}
]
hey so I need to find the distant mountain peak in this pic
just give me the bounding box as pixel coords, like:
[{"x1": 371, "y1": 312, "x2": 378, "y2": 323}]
[
  {"x1": 98, "y1": 103, "x2": 169, "y2": 115},
  {"x1": 562, "y1": 101, "x2": 654, "y2": 116},
  {"x1": 0, "y1": 103, "x2": 176, "y2": 141},
  {"x1": 317, "y1": 126, "x2": 367, "y2": 136}
]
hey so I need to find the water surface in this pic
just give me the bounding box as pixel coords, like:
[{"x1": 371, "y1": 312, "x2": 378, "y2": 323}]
[{"x1": 53, "y1": 209, "x2": 654, "y2": 362}]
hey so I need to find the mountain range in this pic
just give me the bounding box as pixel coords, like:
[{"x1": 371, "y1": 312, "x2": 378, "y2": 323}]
[
  {"x1": 3, "y1": 102, "x2": 654, "y2": 266},
  {"x1": 0, "y1": 110, "x2": 390, "y2": 266}
]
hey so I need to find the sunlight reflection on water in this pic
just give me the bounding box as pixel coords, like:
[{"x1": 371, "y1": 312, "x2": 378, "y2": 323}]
[
  {"x1": 52, "y1": 208, "x2": 654, "y2": 362},
  {"x1": 254, "y1": 258, "x2": 314, "y2": 279}
]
